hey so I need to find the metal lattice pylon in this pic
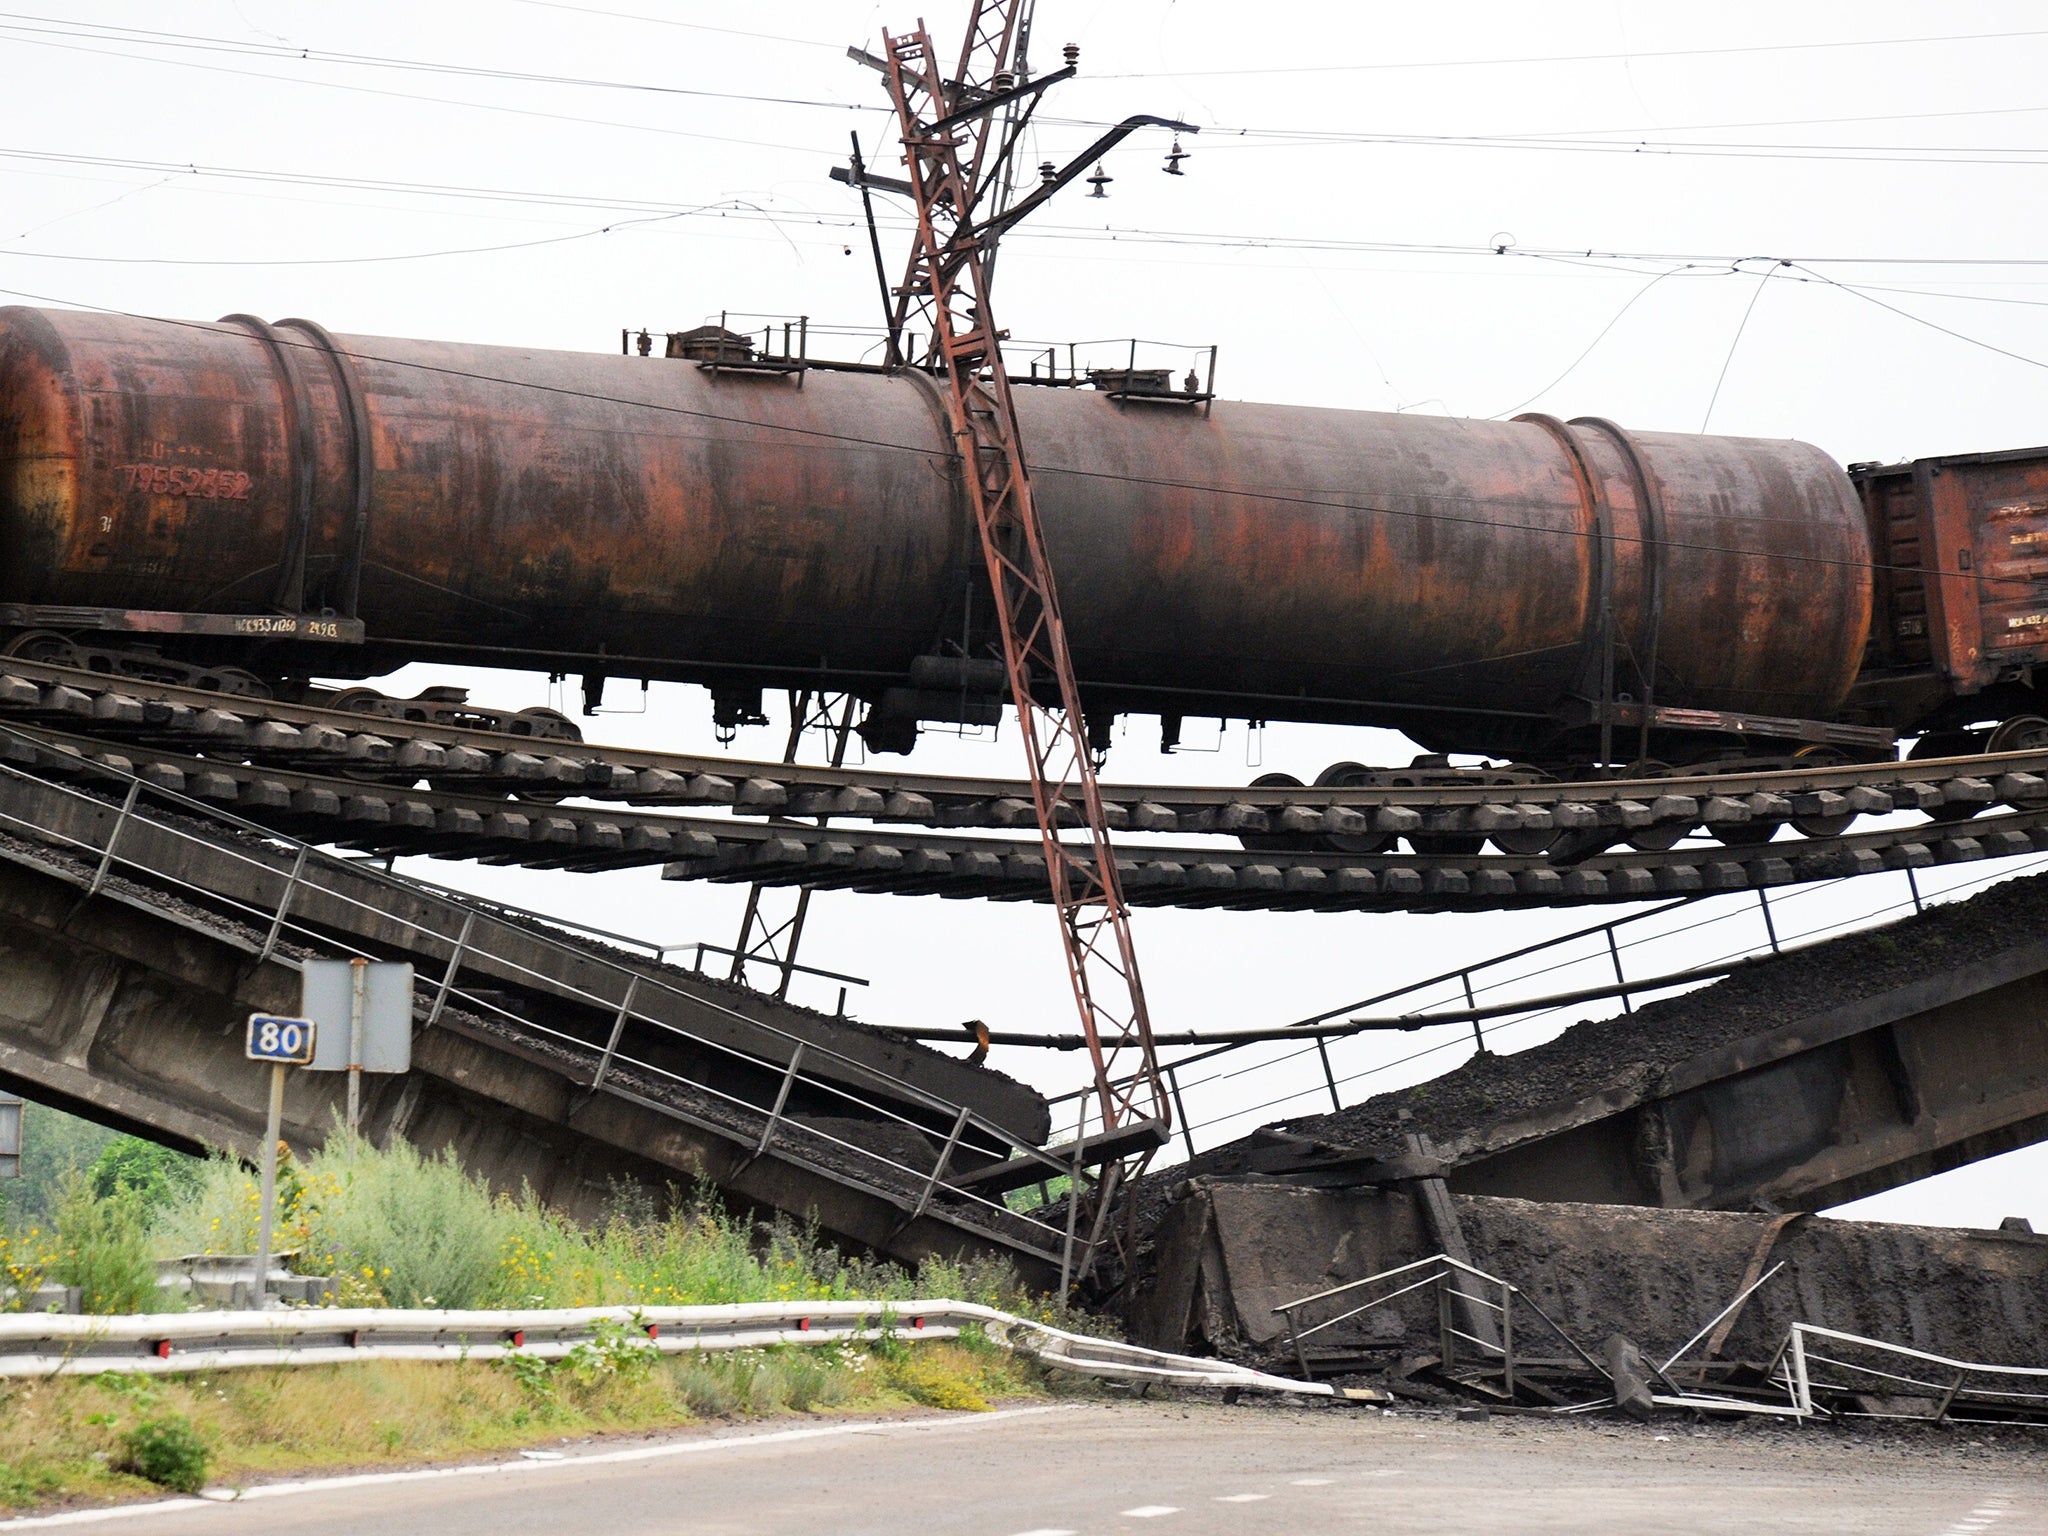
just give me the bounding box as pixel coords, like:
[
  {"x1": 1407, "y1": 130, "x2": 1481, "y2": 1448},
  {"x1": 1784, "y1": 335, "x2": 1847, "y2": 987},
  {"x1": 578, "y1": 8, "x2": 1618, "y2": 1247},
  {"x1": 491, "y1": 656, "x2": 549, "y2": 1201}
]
[
  {"x1": 728, "y1": 690, "x2": 858, "y2": 999},
  {"x1": 878, "y1": 12, "x2": 1165, "y2": 1136}
]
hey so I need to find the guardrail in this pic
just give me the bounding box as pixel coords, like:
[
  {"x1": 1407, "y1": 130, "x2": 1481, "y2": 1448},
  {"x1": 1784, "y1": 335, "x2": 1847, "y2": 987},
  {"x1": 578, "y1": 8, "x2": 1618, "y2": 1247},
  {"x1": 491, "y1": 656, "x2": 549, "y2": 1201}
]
[{"x1": 0, "y1": 1300, "x2": 1340, "y2": 1401}]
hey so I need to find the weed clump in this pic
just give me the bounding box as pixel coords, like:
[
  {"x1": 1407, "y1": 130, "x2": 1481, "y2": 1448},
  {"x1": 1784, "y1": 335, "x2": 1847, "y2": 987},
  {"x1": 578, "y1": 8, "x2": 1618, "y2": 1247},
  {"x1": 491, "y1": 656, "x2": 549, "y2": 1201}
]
[{"x1": 118, "y1": 1415, "x2": 211, "y2": 1494}]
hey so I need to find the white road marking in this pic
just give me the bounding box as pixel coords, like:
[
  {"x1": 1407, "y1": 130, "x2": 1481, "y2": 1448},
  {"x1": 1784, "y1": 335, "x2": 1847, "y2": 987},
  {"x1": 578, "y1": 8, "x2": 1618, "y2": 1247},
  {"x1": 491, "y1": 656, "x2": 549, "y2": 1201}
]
[
  {"x1": 0, "y1": 1406, "x2": 1076, "y2": 1531},
  {"x1": 1938, "y1": 1501, "x2": 2009, "y2": 1536},
  {"x1": 1007, "y1": 1529, "x2": 1077, "y2": 1536},
  {"x1": 1214, "y1": 1494, "x2": 1268, "y2": 1503},
  {"x1": 1121, "y1": 1508, "x2": 1181, "y2": 1519},
  {"x1": 1290, "y1": 1477, "x2": 1335, "y2": 1486}
]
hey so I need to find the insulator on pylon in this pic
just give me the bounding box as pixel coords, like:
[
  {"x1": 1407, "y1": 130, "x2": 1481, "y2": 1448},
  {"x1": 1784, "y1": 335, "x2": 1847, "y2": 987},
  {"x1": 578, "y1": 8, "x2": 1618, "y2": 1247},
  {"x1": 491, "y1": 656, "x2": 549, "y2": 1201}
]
[
  {"x1": 1163, "y1": 137, "x2": 1190, "y2": 176},
  {"x1": 1086, "y1": 162, "x2": 1112, "y2": 198},
  {"x1": 1039, "y1": 160, "x2": 1057, "y2": 185}
]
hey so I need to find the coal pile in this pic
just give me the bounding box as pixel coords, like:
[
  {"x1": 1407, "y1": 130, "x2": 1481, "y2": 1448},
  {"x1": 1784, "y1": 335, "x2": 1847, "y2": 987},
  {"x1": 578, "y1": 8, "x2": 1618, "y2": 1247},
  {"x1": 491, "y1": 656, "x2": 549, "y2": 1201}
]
[{"x1": 1276, "y1": 868, "x2": 2048, "y2": 1158}]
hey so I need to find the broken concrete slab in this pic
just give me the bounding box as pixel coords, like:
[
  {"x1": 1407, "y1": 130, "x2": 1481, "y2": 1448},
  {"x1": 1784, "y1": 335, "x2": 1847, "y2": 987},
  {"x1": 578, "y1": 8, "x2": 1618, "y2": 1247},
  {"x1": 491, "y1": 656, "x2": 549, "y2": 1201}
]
[{"x1": 1130, "y1": 1178, "x2": 2048, "y2": 1386}]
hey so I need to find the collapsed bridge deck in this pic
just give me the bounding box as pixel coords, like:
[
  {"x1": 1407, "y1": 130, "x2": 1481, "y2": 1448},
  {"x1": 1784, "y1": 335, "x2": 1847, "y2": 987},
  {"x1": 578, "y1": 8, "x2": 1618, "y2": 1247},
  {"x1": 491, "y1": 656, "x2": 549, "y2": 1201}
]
[
  {"x1": 0, "y1": 761, "x2": 1074, "y2": 1284},
  {"x1": 1179, "y1": 868, "x2": 2048, "y2": 1215}
]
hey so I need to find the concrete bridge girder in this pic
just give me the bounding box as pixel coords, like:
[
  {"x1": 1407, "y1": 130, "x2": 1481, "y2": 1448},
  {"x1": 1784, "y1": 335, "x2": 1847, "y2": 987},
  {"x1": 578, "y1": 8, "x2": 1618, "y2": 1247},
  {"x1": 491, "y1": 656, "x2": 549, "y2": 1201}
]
[
  {"x1": 0, "y1": 802, "x2": 1059, "y2": 1283},
  {"x1": 1441, "y1": 941, "x2": 2048, "y2": 1214}
]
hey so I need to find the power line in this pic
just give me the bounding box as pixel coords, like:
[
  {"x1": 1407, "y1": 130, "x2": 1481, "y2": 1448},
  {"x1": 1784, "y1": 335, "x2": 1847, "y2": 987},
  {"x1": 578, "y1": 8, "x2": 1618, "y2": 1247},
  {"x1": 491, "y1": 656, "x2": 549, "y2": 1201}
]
[
  {"x1": 1700, "y1": 261, "x2": 1784, "y2": 431},
  {"x1": 0, "y1": 200, "x2": 797, "y2": 267},
  {"x1": 24, "y1": 12, "x2": 2048, "y2": 179},
  {"x1": 501, "y1": 0, "x2": 844, "y2": 50},
  {"x1": 1093, "y1": 26, "x2": 2048, "y2": 79},
  {"x1": 0, "y1": 31, "x2": 828, "y2": 154},
  {"x1": 1156, "y1": 123, "x2": 2048, "y2": 170},
  {"x1": 14, "y1": 147, "x2": 2048, "y2": 289},
  {"x1": 0, "y1": 13, "x2": 880, "y2": 115}
]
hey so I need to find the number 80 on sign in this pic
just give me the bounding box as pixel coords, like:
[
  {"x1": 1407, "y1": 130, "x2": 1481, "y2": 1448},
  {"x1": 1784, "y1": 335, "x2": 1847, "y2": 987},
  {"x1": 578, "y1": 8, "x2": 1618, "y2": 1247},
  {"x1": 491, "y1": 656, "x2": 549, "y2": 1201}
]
[{"x1": 246, "y1": 1013, "x2": 316, "y2": 1065}]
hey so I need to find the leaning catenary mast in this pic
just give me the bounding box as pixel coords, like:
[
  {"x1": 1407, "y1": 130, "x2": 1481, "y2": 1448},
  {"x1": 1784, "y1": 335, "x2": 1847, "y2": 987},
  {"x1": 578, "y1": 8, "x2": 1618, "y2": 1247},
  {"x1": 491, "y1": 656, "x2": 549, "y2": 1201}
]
[{"x1": 868, "y1": 4, "x2": 1198, "y2": 1220}]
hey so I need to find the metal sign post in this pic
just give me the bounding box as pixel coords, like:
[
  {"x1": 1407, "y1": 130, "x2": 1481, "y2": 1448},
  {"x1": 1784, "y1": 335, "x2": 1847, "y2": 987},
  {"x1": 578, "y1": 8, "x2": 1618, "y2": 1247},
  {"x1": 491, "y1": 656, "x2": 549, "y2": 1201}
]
[
  {"x1": 245, "y1": 1012, "x2": 316, "y2": 1308},
  {"x1": 0, "y1": 1094, "x2": 20, "y2": 1181},
  {"x1": 348, "y1": 957, "x2": 366, "y2": 1132}
]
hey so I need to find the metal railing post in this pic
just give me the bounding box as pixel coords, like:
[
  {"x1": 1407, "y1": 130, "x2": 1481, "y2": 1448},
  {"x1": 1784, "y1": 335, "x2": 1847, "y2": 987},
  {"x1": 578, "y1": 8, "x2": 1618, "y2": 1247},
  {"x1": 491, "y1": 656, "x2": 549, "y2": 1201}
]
[
  {"x1": 1907, "y1": 865, "x2": 1924, "y2": 914},
  {"x1": 1605, "y1": 925, "x2": 1633, "y2": 1014},
  {"x1": 1500, "y1": 1279, "x2": 1515, "y2": 1398},
  {"x1": 1933, "y1": 1367, "x2": 1969, "y2": 1423},
  {"x1": 1757, "y1": 887, "x2": 1780, "y2": 954},
  {"x1": 424, "y1": 910, "x2": 475, "y2": 1030},
  {"x1": 1437, "y1": 1271, "x2": 1456, "y2": 1371},
  {"x1": 257, "y1": 844, "x2": 308, "y2": 964},
  {"x1": 1789, "y1": 1325, "x2": 1812, "y2": 1415},
  {"x1": 1461, "y1": 971, "x2": 1484, "y2": 1052},
  {"x1": 589, "y1": 976, "x2": 640, "y2": 1093},
  {"x1": 86, "y1": 780, "x2": 141, "y2": 900},
  {"x1": 1281, "y1": 1305, "x2": 1312, "y2": 1380},
  {"x1": 1057, "y1": 1101, "x2": 1086, "y2": 1307},
  {"x1": 1166, "y1": 1067, "x2": 1196, "y2": 1159},
  {"x1": 904, "y1": 1105, "x2": 972, "y2": 1225},
  {"x1": 1315, "y1": 1037, "x2": 1341, "y2": 1111},
  {"x1": 750, "y1": 1043, "x2": 806, "y2": 1161}
]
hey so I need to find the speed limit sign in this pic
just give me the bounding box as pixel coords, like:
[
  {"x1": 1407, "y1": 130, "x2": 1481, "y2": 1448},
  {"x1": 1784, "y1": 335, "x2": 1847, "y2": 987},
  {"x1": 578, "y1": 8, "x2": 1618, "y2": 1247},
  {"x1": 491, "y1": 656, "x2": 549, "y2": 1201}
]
[{"x1": 246, "y1": 1014, "x2": 316, "y2": 1065}]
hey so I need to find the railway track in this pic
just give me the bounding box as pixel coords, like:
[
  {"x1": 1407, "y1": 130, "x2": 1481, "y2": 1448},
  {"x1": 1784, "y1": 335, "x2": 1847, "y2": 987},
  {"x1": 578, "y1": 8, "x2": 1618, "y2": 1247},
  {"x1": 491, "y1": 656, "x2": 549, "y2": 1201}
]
[
  {"x1": 1, "y1": 692, "x2": 2043, "y2": 913},
  {"x1": 3, "y1": 657, "x2": 2047, "y2": 848}
]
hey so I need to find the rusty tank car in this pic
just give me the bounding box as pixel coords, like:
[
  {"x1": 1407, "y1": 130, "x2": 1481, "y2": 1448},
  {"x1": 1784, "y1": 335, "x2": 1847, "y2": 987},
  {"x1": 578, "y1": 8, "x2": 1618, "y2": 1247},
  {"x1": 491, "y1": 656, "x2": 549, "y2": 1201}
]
[{"x1": 0, "y1": 302, "x2": 2034, "y2": 768}]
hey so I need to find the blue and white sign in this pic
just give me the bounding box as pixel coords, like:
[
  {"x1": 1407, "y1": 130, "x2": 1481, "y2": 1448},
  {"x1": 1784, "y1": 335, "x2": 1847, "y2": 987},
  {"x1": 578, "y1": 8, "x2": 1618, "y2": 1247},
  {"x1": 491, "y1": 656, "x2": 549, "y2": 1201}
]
[{"x1": 246, "y1": 1014, "x2": 317, "y2": 1065}]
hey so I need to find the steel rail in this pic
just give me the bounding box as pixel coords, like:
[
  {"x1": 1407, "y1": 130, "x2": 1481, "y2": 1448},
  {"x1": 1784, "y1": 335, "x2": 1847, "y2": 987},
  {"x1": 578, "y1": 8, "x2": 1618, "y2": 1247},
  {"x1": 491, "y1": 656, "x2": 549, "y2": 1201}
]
[
  {"x1": 9, "y1": 655, "x2": 2048, "y2": 830},
  {"x1": 3, "y1": 721, "x2": 2044, "y2": 916}
]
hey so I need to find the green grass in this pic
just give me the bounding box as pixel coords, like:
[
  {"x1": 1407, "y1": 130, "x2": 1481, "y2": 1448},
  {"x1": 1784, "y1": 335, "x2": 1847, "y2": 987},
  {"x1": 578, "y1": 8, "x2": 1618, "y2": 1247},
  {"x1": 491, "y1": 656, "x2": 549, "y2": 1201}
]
[
  {"x1": 0, "y1": 1340, "x2": 1047, "y2": 1511},
  {"x1": 0, "y1": 1129, "x2": 1086, "y2": 1513},
  {"x1": 135, "y1": 1132, "x2": 1044, "y2": 1313}
]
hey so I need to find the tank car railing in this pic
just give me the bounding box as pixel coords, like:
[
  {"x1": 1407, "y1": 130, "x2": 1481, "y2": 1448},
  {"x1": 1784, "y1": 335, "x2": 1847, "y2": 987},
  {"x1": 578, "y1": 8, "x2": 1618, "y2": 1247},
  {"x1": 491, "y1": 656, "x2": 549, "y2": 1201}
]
[{"x1": 0, "y1": 732, "x2": 1077, "y2": 1265}]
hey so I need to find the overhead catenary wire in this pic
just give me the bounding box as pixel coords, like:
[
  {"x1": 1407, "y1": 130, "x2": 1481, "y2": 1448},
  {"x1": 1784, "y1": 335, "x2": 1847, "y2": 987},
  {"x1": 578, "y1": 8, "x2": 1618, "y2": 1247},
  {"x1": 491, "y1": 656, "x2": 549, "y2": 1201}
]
[
  {"x1": 1091, "y1": 25, "x2": 2048, "y2": 79},
  {"x1": 16, "y1": 12, "x2": 2048, "y2": 179},
  {"x1": 0, "y1": 30, "x2": 832, "y2": 155},
  {"x1": 0, "y1": 13, "x2": 886, "y2": 115}
]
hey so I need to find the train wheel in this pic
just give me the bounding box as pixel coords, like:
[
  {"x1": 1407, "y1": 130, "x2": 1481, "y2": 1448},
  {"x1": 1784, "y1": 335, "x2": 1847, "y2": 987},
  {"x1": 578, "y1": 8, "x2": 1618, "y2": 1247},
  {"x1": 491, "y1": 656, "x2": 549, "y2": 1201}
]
[
  {"x1": 1627, "y1": 821, "x2": 1690, "y2": 852},
  {"x1": 1, "y1": 629, "x2": 81, "y2": 667},
  {"x1": 1789, "y1": 745, "x2": 1857, "y2": 837},
  {"x1": 1313, "y1": 761, "x2": 1394, "y2": 855},
  {"x1": 511, "y1": 706, "x2": 583, "y2": 743},
  {"x1": 1907, "y1": 729, "x2": 1983, "y2": 762},
  {"x1": 329, "y1": 686, "x2": 397, "y2": 718},
  {"x1": 1489, "y1": 826, "x2": 1558, "y2": 856},
  {"x1": 1410, "y1": 831, "x2": 1486, "y2": 857},
  {"x1": 1238, "y1": 771, "x2": 1315, "y2": 851},
  {"x1": 1987, "y1": 715, "x2": 2048, "y2": 755},
  {"x1": 201, "y1": 667, "x2": 272, "y2": 699},
  {"x1": 1712, "y1": 820, "x2": 1782, "y2": 847}
]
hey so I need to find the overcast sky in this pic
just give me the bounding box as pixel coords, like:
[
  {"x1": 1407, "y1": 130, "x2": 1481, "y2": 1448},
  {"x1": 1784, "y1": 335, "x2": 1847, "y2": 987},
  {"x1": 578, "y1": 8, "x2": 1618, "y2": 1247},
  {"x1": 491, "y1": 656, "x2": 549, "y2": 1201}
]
[{"x1": 10, "y1": 1, "x2": 2048, "y2": 1228}]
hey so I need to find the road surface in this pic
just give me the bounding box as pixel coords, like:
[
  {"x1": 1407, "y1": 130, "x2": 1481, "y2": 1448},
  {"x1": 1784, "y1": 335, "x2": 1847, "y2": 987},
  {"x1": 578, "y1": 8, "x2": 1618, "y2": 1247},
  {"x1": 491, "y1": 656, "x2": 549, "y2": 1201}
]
[{"x1": 17, "y1": 1399, "x2": 2046, "y2": 1534}]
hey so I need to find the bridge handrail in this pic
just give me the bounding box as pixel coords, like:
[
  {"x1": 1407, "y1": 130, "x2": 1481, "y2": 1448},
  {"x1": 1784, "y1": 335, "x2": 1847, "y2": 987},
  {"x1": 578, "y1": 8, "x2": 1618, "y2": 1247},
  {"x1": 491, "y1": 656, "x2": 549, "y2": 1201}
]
[{"x1": 0, "y1": 736, "x2": 1079, "y2": 1258}]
